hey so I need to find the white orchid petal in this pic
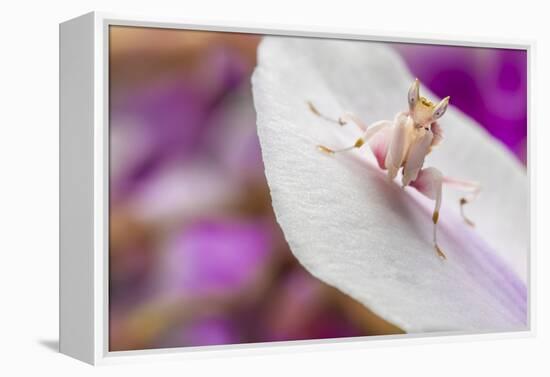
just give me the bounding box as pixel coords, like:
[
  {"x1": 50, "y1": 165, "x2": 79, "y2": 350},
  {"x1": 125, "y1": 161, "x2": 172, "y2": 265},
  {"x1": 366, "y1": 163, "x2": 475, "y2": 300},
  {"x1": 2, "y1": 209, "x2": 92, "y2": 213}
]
[{"x1": 252, "y1": 37, "x2": 527, "y2": 332}]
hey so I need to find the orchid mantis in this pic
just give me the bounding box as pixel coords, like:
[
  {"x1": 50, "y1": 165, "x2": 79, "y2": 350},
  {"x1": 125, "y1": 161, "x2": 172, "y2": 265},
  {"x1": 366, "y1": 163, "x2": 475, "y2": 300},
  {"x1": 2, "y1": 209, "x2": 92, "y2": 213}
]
[{"x1": 311, "y1": 79, "x2": 481, "y2": 259}]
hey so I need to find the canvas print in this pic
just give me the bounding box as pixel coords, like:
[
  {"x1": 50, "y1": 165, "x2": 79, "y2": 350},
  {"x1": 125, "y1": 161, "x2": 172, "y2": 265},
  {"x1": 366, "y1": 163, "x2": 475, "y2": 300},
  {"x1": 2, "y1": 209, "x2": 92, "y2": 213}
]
[{"x1": 108, "y1": 26, "x2": 528, "y2": 351}]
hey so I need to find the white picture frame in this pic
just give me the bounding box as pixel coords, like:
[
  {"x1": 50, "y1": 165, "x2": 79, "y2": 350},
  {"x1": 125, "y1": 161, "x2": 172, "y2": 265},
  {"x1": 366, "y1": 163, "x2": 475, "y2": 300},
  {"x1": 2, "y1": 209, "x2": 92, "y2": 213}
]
[{"x1": 59, "y1": 11, "x2": 535, "y2": 365}]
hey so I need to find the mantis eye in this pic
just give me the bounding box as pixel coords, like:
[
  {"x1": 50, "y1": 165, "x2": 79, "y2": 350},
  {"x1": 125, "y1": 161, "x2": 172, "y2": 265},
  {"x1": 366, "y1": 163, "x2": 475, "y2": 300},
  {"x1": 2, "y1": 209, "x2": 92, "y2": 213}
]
[
  {"x1": 408, "y1": 79, "x2": 420, "y2": 109},
  {"x1": 432, "y1": 96, "x2": 450, "y2": 120}
]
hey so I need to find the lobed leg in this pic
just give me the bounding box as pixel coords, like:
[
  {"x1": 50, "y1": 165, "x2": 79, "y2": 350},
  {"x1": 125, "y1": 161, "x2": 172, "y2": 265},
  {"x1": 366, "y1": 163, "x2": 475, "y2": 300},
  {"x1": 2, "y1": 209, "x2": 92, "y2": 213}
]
[
  {"x1": 442, "y1": 177, "x2": 481, "y2": 227},
  {"x1": 409, "y1": 168, "x2": 446, "y2": 259},
  {"x1": 410, "y1": 169, "x2": 482, "y2": 259}
]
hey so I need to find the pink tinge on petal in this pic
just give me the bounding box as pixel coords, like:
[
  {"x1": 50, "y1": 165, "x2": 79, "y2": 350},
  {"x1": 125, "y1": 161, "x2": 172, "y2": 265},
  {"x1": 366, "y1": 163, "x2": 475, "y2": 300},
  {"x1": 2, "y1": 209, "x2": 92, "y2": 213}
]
[
  {"x1": 409, "y1": 167, "x2": 442, "y2": 200},
  {"x1": 438, "y1": 209, "x2": 527, "y2": 325},
  {"x1": 368, "y1": 127, "x2": 392, "y2": 170}
]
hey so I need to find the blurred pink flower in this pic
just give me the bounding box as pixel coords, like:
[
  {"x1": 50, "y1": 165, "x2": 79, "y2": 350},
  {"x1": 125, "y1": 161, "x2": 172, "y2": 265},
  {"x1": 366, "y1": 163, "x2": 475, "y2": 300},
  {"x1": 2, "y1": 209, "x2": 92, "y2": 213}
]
[
  {"x1": 110, "y1": 46, "x2": 252, "y2": 202},
  {"x1": 162, "y1": 218, "x2": 273, "y2": 297},
  {"x1": 159, "y1": 316, "x2": 239, "y2": 348}
]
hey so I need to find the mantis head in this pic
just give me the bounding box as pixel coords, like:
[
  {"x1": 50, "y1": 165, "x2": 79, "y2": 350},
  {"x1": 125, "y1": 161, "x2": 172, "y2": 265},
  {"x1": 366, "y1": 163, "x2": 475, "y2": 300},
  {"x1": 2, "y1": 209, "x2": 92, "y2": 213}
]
[{"x1": 408, "y1": 79, "x2": 450, "y2": 128}]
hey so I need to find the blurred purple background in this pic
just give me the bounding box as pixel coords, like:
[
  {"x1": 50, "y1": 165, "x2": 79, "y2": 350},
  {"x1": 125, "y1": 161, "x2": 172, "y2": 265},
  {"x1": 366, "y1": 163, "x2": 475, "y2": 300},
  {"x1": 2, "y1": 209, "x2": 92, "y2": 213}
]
[{"x1": 109, "y1": 27, "x2": 527, "y2": 351}]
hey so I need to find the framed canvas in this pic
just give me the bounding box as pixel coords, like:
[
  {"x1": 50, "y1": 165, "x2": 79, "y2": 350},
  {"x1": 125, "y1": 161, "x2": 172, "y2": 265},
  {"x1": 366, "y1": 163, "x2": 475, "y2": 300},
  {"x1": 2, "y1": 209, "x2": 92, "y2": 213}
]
[{"x1": 59, "y1": 12, "x2": 534, "y2": 365}]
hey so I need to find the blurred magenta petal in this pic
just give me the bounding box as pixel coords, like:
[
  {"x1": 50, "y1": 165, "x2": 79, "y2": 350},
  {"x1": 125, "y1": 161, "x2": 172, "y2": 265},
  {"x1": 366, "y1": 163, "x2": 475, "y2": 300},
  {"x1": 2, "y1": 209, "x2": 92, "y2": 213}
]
[
  {"x1": 163, "y1": 219, "x2": 273, "y2": 296},
  {"x1": 204, "y1": 87, "x2": 265, "y2": 179},
  {"x1": 110, "y1": 47, "x2": 252, "y2": 201},
  {"x1": 262, "y1": 272, "x2": 359, "y2": 341},
  {"x1": 159, "y1": 316, "x2": 239, "y2": 348},
  {"x1": 183, "y1": 317, "x2": 238, "y2": 346},
  {"x1": 129, "y1": 162, "x2": 237, "y2": 222}
]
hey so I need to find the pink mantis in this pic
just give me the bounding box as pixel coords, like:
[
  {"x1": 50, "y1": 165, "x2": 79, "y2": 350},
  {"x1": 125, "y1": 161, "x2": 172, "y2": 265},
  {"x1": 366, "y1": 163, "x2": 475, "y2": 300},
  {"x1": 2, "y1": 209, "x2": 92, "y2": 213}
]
[{"x1": 310, "y1": 79, "x2": 481, "y2": 259}]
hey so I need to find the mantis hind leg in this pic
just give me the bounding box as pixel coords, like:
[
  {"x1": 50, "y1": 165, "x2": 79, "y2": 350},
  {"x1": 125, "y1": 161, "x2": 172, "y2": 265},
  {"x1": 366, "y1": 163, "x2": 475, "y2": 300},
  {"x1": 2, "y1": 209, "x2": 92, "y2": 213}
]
[
  {"x1": 442, "y1": 177, "x2": 481, "y2": 227},
  {"x1": 409, "y1": 168, "x2": 445, "y2": 259},
  {"x1": 410, "y1": 168, "x2": 481, "y2": 259}
]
